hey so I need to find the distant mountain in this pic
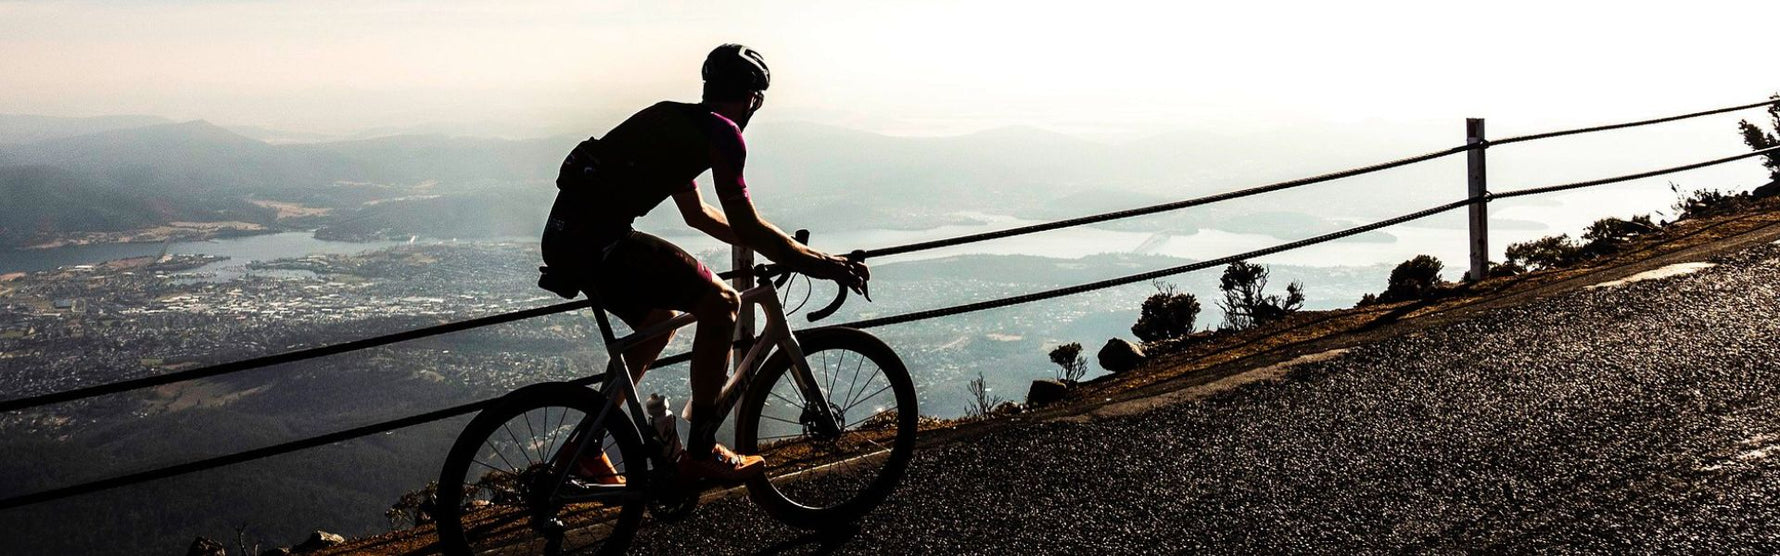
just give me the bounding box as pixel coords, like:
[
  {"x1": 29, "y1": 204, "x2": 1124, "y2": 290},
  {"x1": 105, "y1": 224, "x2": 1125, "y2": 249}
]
[
  {"x1": 0, "y1": 114, "x2": 173, "y2": 145},
  {"x1": 0, "y1": 120, "x2": 371, "y2": 197},
  {"x1": 0, "y1": 165, "x2": 171, "y2": 246},
  {"x1": 287, "y1": 134, "x2": 572, "y2": 188}
]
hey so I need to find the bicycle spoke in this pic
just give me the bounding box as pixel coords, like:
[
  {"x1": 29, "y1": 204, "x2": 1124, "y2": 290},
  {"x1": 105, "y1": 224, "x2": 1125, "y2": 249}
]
[
  {"x1": 845, "y1": 408, "x2": 893, "y2": 430},
  {"x1": 760, "y1": 414, "x2": 802, "y2": 427},
  {"x1": 522, "y1": 409, "x2": 544, "y2": 463},
  {"x1": 501, "y1": 422, "x2": 533, "y2": 466},
  {"x1": 843, "y1": 383, "x2": 894, "y2": 415},
  {"x1": 840, "y1": 354, "x2": 870, "y2": 410},
  {"x1": 822, "y1": 350, "x2": 836, "y2": 400},
  {"x1": 768, "y1": 389, "x2": 802, "y2": 409},
  {"x1": 483, "y1": 439, "x2": 522, "y2": 474},
  {"x1": 470, "y1": 459, "x2": 510, "y2": 475}
]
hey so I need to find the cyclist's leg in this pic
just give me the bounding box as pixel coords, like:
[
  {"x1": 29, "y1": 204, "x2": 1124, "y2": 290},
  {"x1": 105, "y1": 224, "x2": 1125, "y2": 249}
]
[
  {"x1": 683, "y1": 284, "x2": 740, "y2": 455},
  {"x1": 619, "y1": 308, "x2": 677, "y2": 382},
  {"x1": 594, "y1": 232, "x2": 739, "y2": 424}
]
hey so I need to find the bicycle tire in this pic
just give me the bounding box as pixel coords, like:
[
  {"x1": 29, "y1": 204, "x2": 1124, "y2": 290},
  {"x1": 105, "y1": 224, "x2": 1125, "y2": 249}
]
[
  {"x1": 435, "y1": 382, "x2": 647, "y2": 556},
  {"x1": 736, "y1": 327, "x2": 919, "y2": 529}
]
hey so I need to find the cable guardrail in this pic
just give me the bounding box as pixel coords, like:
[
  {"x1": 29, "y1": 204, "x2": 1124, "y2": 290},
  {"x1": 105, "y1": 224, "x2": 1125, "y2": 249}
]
[
  {"x1": 1490, "y1": 97, "x2": 1780, "y2": 147},
  {"x1": 2, "y1": 97, "x2": 1776, "y2": 512}
]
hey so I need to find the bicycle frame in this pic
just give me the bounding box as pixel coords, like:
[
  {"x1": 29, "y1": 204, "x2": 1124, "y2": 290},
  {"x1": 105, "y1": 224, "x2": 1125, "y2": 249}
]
[{"x1": 542, "y1": 271, "x2": 840, "y2": 504}]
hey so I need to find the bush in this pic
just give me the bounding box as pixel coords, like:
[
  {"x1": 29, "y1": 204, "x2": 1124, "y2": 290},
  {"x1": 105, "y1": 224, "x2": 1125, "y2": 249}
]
[
  {"x1": 1374, "y1": 255, "x2": 1444, "y2": 303},
  {"x1": 965, "y1": 371, "x2": 1003, "y2": 418},
  {"x1": 1217, "y1": 261, "x2": 1304, "y2": 330},
  {"x1": 1581, "y1": 214, "x2": 1657, "y2": 244},
  {"x1": 1488, "y1": 261, "x2": 1528, "y2": 277},
  {"x1": 1131, "y1": 282, "x2": 1201, "y2": 342},
  {"x1": 1048, "y1": 342, "x2": 1088, "y2": 383},
  {"x1": 1504, "y1": 234, "x2": 1582, "y2": 271},
  {"x1": 1670, "y1": 182, "x2": 1753, "y2": 220}
]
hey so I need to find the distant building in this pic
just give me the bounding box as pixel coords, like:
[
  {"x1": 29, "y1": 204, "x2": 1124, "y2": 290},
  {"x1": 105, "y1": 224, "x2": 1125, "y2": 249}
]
[{"x1": 53, "y1": 299, "x2": 76, "y2": 310}]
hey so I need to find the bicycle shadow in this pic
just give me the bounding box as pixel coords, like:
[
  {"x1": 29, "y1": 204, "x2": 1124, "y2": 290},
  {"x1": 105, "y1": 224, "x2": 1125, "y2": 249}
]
[{"x1": 749, "y1": 523, "x2": 863, "y2": 556}]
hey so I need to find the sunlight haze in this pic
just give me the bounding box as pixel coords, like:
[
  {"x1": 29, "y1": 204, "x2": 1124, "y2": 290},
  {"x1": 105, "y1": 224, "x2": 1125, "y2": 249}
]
[{"x1": 2, "y1": 0, "x2": 1773, "y2": 139}]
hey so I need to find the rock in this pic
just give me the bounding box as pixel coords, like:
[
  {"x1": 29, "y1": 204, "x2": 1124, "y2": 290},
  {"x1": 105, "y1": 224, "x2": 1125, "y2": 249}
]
[
  {"x1": 260, "y1": 549, "x2": 293, "y2": 556},
  {"x1": 293, "y1": 530, "x2": 345, "y2": 552},
  {"x1": 1753, "y1": 180, "x2": 1780, "y2": 199},
  {"x1": 1026, "y1": 379, "x2": 1068, "y2": 406},
  {"x1": 1097, "y1": 338, "x2": 1146, "y2": 373},
  {"x1": 186, "y1": 537, "x2": 226, "y2": 556}
]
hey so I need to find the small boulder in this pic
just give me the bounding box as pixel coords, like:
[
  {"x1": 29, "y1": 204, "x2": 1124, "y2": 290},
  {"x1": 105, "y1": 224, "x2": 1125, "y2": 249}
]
[
  {"x1": 1097, "y1": 338, "x2": 1146, "y2": 373},
  {"x1": 293, "y1": 530, "x2": 346, "y2": 553},
  {"x1": 1754, "y1": 180, "x2": 1780, "y2": 199},
  {"x1": 1026, "y1": 379, "x2": 1068, "y2": 406},
  {"x1": 186, "y1": 537, "x2": 226, "y2": 556}
]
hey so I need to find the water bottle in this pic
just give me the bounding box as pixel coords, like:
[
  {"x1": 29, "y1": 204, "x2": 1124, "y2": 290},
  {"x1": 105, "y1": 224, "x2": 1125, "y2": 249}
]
[{"x1": 645, "y1": 393, "x2": 683, "y2": 460}]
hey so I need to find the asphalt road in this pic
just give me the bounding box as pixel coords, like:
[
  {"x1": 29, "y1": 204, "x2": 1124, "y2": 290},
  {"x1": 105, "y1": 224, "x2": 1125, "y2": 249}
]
[{"x1": 629, "y1": 242, "x2": 1780, "y2": 554}]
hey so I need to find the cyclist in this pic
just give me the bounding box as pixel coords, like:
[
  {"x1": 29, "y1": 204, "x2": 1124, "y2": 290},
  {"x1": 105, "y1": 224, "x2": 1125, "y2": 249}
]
[{"x1": 539, "y1": 44, "x2": 868, "y2": 484}]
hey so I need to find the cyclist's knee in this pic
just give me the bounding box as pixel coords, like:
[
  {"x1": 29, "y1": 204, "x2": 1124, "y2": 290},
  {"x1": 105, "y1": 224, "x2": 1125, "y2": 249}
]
[{"x1": 692, "y1": 286, "x2": 740, "y2": 324}]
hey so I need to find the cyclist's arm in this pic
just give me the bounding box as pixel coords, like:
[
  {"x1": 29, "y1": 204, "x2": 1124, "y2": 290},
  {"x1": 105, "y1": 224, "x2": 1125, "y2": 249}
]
[
  {"x1": 672, "y1": 187, "x2": 740, "y2": 245},
  {"x1": 704, "y1": 116, "x2": 829, "y2": 269}
]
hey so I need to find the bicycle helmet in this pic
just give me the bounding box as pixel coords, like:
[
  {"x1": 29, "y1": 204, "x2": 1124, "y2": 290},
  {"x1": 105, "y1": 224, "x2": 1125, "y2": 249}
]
[{"x1": 702, "y1": 43, "x2": 770, "y2": 92}]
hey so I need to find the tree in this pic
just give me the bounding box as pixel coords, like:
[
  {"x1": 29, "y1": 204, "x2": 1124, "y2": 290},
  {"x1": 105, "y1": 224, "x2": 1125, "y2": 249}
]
[
  {"x1": 1217, "y1": 261, "x2": 1304, "y2": 330},
  {"x1": 1048, "y1": 342, "x2": 1088, "y2": 383},
  {"x1": 1131, "y1": 281, "x2": 1200, "y2": 342},
  {"x1": 1375, "y1": 255, "x2": 1444, "y2": 303},
  {"x1": 1737, "y1": 93, "x2": 1780, "y2": 182}
]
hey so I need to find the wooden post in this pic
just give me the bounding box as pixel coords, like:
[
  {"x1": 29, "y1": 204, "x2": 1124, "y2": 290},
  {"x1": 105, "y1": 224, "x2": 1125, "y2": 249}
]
[
  {"x1": 1466, "y1": 118, "x2": 1489, "y2": 281},
  {"x1": 730, "y1": 245, "x2": 754, "y2": 371}
]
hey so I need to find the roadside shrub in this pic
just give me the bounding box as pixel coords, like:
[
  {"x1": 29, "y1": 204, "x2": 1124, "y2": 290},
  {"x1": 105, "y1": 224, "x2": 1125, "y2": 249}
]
[
  {"x1": 1131, "y1": 281, "x2": 1200, "y2": 342},
  {"x1": 1488, "y1": 261, "x2": 1528, "y2": 277},
  {"x1": 1581, "y1": 214, "x2": 1657, "y2": 244},
  {"x1": 1048, "y1": 342, "x2": 1088, "y2": 383},
  {"x1": 1217, "y1": 261, "x2": 1304, "y2": 330},
  {"x1": 1373, "y1": 255, "x2": 1444, "y2": 303},
  {"x1": 1670, "y1": 182, "x2": 1753, "y2": 220},
  {"x1": 1504, "y1": 234, "x2": 1582, "y2": 271},
  {"x1": 965, "y1": 371, "x2": 1003, "y2": 418},
  {"x1": 387, "y1": 482, "x2": 440, "y2": 530}
]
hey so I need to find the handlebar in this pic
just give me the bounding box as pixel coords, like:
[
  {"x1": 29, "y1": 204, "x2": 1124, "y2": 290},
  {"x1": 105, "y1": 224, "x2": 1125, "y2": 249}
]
[{"x1": 712, "y1": 229, "x2": 870, "y2": 323}]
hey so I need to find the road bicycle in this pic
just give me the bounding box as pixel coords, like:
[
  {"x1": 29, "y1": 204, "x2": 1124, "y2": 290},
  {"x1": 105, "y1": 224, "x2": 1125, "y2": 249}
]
[{"x1": 434, "y1": 235, "x2": 918, "y2": 555}]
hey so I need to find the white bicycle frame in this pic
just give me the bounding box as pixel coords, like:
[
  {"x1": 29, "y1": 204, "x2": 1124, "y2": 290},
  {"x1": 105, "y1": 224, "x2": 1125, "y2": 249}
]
[{"x1": 545, "y1": 270, "x2": 841, "y2": 503}]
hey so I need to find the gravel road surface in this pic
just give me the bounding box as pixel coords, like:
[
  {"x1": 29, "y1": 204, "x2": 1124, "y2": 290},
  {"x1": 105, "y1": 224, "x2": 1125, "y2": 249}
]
[{"x1": 629, "y1": 242, "x2": 1780, "y2": 554}]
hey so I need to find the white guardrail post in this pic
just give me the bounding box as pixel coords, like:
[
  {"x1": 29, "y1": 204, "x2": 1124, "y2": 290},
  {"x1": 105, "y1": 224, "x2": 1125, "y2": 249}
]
[
  {"x1": 1466, "y1": 118, "x2": 1490, "y2": 281},
  {"x1": 730, "y1": 246, "x2": 755, "y2": 371}
]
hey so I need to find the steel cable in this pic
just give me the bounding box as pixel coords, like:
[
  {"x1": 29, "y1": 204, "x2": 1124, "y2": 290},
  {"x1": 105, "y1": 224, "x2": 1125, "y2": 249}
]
[
  {"x1": 1491, "y1": 97, "x2": 1779, "y2": 147},
  {"x1": 1491, "y1": 145, "x2": 1780, "y2": 200}
]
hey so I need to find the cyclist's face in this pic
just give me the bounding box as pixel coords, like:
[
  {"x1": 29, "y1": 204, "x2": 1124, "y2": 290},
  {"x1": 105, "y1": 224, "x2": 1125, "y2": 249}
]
[{"x1": 733, "y1": 91, "x2": 765, "y2": 130}]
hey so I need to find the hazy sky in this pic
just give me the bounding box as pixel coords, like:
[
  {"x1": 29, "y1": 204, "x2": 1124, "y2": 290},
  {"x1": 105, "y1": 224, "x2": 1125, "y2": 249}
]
[{"x1": 1, "y1": 0, "x2": 1774, "y2": 138}]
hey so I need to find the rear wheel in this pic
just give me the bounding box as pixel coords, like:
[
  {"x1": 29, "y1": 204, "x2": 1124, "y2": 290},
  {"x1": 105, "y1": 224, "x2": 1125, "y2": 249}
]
[
  {"x1": 436, "y1": 382, "x2": 646, "y2": 555},
  {"x1": 736, "y1": 327, "x2": 919, "y2": 529}
]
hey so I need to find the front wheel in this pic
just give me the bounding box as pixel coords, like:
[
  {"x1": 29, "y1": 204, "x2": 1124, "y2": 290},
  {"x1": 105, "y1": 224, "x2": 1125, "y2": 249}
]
[{"x1": 736, "y1": 327, "x2": 919, "y2": 529}]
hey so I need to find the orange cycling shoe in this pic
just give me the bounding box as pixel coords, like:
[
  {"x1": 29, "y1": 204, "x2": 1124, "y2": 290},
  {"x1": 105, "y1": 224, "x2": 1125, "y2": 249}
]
[
  {"x1": 571, "y1": 451, "x2": 626, "y2": 485},
  {"x1": 678, "y1": 443, "x2": 765, "y2": 483}
]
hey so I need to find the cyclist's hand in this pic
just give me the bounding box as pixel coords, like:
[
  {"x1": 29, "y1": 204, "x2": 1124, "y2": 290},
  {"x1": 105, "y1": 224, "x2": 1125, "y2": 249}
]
[{"x1": 807, "y1": 252, "x2": 868, "y2": 289}]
